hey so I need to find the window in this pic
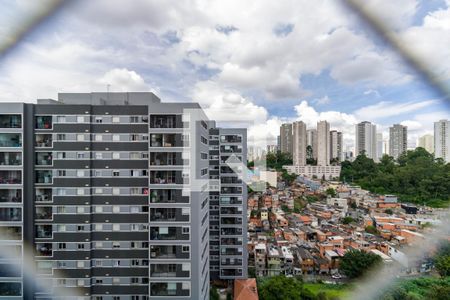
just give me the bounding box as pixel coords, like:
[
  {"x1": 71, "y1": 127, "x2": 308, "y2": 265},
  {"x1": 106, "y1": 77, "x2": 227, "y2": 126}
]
[
  {"x1": 77, "y1": 279, "x2": 85, "y2": 286},
  {"x1": 182, "y1": 263, "x2": 190, "y2": 271},
  {"x1": 113, "y1": 224, "x2": 120, "y2": 231},
  {"x1": 182, "y1": 208, "x2": 190, "y2": 215},
  {"x1": 112, "y1": 117, "x2": 120, "y2": 123},
  {"x1": 77, "y1": 170, "x2": 85, "y2": 177},
  {"x1": 182, "y1": 245, "x2": 190, "y2": 253},
  {"x1": 77, "y1": 225, "x2": 84, "y2": 231},
  {"x1": 182, "y1": 227, "x2": 190, "y2": 234},
  {"x1": 113, "y1": 206, "x2": 120, "y2": 213},
  {"x1": 58, "y1": 243, "x2": 66, "y2": 249},
  {"x1": 77, "y1": 261, "x2": 84, "y2": 268},
  {"x1": 77, "y1": 206, "x2": 84, "y2": 213},
  {"x1": 77, "y1": 152, "x2": 85, "y2": 159},
  {"x1": 77, "y1": 116, "x2": 85, "y2": 123},
  {"x1": 77, "y1": 188, "x2": 85, "y2": 196},
  {"x1": 112, "y1": 188, "x2": 120, "y2": 195},
  {"x1": 201, "y1": 152, "x2": 208, "y2": 159},
  {"x1": 112, "y1": 152, "x2": 120, "y2": 159},
  {"x1": 78, "y1": 244, "x2": 85, "y2": 249},
  {"x1": 95, "y1": 135, "x2": 102, "y2": 141},
  {"x1": 113, "y1": 134, "x2": 120, "y2": 141},
  {"x1": 77, "y1": 134, "x2": 85, "y2": 141},
  {"x1": 113, "y1": 170, "x2": 120, "y2": 177},
  {"x1": 95, "y1": 117, "x2": 102, "y2": 123}
]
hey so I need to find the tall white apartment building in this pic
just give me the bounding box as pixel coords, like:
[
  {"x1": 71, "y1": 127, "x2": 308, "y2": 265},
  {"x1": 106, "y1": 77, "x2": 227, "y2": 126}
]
[
  {"x1": 434, "y1": 120, "x2": 450, "y2": 162},
  {"x1": 355, "y1": 121, "x2": 377, "y2": 161},
  {"x1": 292, "y1": 121, "x2": 307, "y2": 166},
  {"x1": 389, "y1": 124, "x2": 408, "y2": 159},
  {"x1": 317, "y1": 121, "x2": 330, "y2": 166},
  {"x1": 329, "y1": 130, "x2": 343, "y2": 162},
  {"x1": 418, "y1": 134, "x2": 434, "y2": 154},
  {"x1": 306, "y1": 129, "x2": 318, "y2": 160}
]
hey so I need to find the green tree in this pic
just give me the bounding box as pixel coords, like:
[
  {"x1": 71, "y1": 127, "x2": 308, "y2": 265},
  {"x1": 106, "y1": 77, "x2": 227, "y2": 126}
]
[
  {"x1": 325, "y1": 188, "x2": 337, "y2": 197},
  {"x1": 435, "y1": 255, "x2": 450, "y2": 277},
  {"x1": 340, "y1": 249, "x2": 382, "y2": 279},
  {"x1": 210, "y1": 286, "x2": 219, "y2": 300},
  {"x1": 385, "y1": 208, "x2": 393, "y2": 215},
  {"x1": 259, "y1": 276, "x2": 315, "y2": 300},
  {"x1": 342, "y1": 216, "x2": 355, "y2": 224},
  {"x1": 365, "y1": 225, "x2": 379, "y2": 235}
]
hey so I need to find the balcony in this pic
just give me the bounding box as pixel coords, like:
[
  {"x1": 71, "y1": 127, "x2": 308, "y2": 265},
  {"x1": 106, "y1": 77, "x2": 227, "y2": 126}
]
[
  {"x1": 150, "y1": 115, "x2": 181, "y2": 128},
  {"x1": 221, "y1": 186, "x2": 243, "y2": 194},
  {"x1": 221, "y1": 248, "x2": 242, "y2": 256},
  {"x1": 150, "y1": 264, "x2": 189, "y2": 278},
  {"x1": 0, "y1": 226, "x2": 22, "y2": 240},
  {"x1": 0, "y1": 152, "x2": 22, "y2": 166},
  {"x1": 36, "y1": 225, "x2": 52, "y2": 238},
  {"x1": 150, "y1": 208, "x2": 189, "y2": 222},
  {"x1": 0, "y1": 133, "x2": 22, "y2": 148},
  {"x1": 0, "y1": 170, "x2": 21, "y2": 184},
  {"x1": 36, "y1": 189, "x2": 52, "y2": 202},
  {"x1": 35, "y1": 116, "x2": 52, "y2": 130},
  {"x1": 150, "y1": 245, "x2": 189, "y2": 260},
  {"x1": 221, "y1": 217, "x2": 242, "y2": 225},
  {"x1": 220, "y1": 196, "x2": 242, "y2": 205},
  {"x1": 221, "y1": 268, "x2": 243, "y2": 277},
  {"x1": 0, "y1": 189, "x2": 21, "y2": 203},
  {"x1": 221, "y1": 155, "x2": 242, "y2": 164},
  {"x1": 220, "y1": 207, "x2": 242, "y2": 215},
  {"x1": 0, "y1": 282, "x2": 22, "y2": 296},
  {"x1": 150, "y1": 283, "x2": 190, "y2": 297},
  {"x1": 150, "y1": 133, "x2": 179, "y2": 147},
  {"x1": 36, "y1": 170, "x2": 52, "y2": 184},
  {"x1": 221, "y1": 228, "x2": 243, "y2": 236},
  {"x1": 150, "y1": 227, "x2": 189, "y2": 241},
  {"x1": 150, "y1": 152, "x2": 182, "y2": 166},
  {"x1": 35, "y1": 243, "x2": 52, "y2": 256},
  {"x1": 0, "y1": 115, "x2": 21, "y2": 129},
  {"x1": 220, "y1": 177, "x2": 242, "y2": 184},
  {"x1": 220, "y1": 145, "x2": 242, "y2": 153},
  {"x1": 35, "y1": 152, "x2": 52, "y2": 166},
  {"x1": 150, "y1": 171, "x2": 185, "y2": 184},
  {"x1": 35, "y1": 207, "x2": 52, "y2": 220},
  {"x1": 221, "y1": 238, "x2": 242, "y2": 246},
  {"x1": 150, "y1": 189, "x2": 188, "y2": 204},
  {"x1": 0, "y1": 207, "x2": 22, "y2": 222},
  {"x1": 35, "y1": 134, "x2": 52, "y2": 148},
  {"x1": 220, "y1": 135, "x2": 242, "y2": 143},
  {"x1": 221, "y1": 258, "x2": 243, "y2": 266}
]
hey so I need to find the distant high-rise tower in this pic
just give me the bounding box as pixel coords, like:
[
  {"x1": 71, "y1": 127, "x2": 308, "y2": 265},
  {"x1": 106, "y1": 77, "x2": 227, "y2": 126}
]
[
  {"x1": 317, "y1": 121, "x2": 330, "y2": 166},
  {"x1": 292, "y1": 121, "x2": 307, "y2": 166},
  {"x1": 389, "y1": 124, "x2": 408, "y2": 159},
  {"x1": 355, "y1": 121, "x2": 377, "y2": 160},
  {"x1": 376, "y1": 133, "x2": 384, "y2": 160},
  {"x1": 434, "y1": 119, "x2": 450, "y2": 162},
  {"x1": 418, "y1": 134, "x2": 434, "y2": 154},
  {"x1": 330, "y1": 130, "x2": 343, "y2": 162},
  {"x1": 280, "y1": 123, "x2": 293, "y2": 155},
  {"x1": 306, "y1": 129, "x2": 318, "y2": 160}
]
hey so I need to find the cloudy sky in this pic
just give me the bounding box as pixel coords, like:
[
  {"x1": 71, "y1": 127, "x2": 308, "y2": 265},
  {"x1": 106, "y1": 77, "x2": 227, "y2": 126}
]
[{"x1": 0, "y1": 0, "x2": 450, "y2": 150}]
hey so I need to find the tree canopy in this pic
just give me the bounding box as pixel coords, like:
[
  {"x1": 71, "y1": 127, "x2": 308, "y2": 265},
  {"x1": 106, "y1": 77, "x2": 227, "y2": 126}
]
[
  {"x1": 258, "y1": 276, "x2": 316, "y2": 300},
  {"x1": 340, "y1": 249, "x2": 382, "y2": 279},
  {"x1": 340, "y1": 148, "x2": 450, "y2": 207}
]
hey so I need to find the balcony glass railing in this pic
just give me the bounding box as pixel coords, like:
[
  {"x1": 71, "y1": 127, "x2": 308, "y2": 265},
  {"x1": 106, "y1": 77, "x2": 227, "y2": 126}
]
[
  {"x1": 35, "y1": 134, "x2": 52, "y2": 148},
  {"x1": 35, "y1": 153, "x2": 52, "y2": 166},
  {"x1": 35, "y1": 171, "x2": 52, "y2": 184},
  {"x1": 0, "y1": 207, "x2": 22, "y2": 221},
  {"x1": 35, "y1": 225, "x2": 52, "y2": 238},
  {"x1": 35, "y1": 243, "x2": 52, "y2": 256},
  {"x1": 150, "y1": 115, "x2": 178, "y2": 128},
  {"x1": 0, "y1": 152, "x2": 22, "y2": 166},
  {"x1": 0, "y1": 171, "x2": 21, "y2": 184},
  {"x1": 35, "y1": 207, "x2": 52, "y2": 220},
  {"x1": 0, "y1": 115, "x2": 21, "y2": 128},
  {"x1": 0, "y1": 189, "x2": 21, "y2": 203},
  {"x1": 36, "y1": 189, "x2": 52, "y2": 202},
  {"x1": 35, "y1": 116, "x2": 52, "y2": 129},
  {"x1": 0, "y1": 226, "x2": 22, "y2": 240},
  {"x1": 0, "y1": 133, "x2": 22, "y2": 148}
]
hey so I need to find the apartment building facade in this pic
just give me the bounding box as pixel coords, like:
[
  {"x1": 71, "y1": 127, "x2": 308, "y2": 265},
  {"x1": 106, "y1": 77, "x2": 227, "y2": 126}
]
[
  {"x1": 209, "y1": 127, "x2": 248, "y2": 281},
  {"x1": 0, "y1": 92, "x2": 247, "y2": 300},
  {"x1": 389, "y1": 124, "x2": 407, "y2": 159}
]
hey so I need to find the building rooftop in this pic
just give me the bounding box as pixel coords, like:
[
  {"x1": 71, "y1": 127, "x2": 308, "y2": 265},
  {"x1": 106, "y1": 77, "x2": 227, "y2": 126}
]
[{"x1": 234, "y1": 279, "x2": 259, "y2": 300}]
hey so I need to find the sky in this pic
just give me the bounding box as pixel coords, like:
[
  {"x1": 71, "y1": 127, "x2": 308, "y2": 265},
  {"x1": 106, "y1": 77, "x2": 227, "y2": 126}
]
[{"x1": 0, "y1": 0, "x2": 450, "y2": 151}]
